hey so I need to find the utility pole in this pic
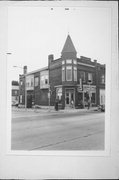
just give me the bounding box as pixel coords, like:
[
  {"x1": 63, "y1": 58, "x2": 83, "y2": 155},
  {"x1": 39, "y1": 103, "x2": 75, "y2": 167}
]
[
  {"x1": 88, "y1": 80, "x2": 92, "y2": 106},
  {"x1": 48, "y1": 85, "x2": 51, "y2": 111},
  {"x1": 24, "y1": 73, "x2": 27, "y2": 110}
]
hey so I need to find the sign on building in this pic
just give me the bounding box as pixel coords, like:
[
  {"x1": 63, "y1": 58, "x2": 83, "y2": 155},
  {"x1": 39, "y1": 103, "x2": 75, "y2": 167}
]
[
  {"x1": 56, "y1": 87, "x2": 62, "y2": 100},
  {"x1": 83, "y1": 85, "x2": 96, "y2": 93},
  {"x1": 77, "y1": 86, "x2": 82, "y2": 92}
]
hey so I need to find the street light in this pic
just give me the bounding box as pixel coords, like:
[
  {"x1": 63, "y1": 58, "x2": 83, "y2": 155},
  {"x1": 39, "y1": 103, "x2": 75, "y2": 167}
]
[{"x1": 13, "y1": 65, "x2": 27, "y2": 110}]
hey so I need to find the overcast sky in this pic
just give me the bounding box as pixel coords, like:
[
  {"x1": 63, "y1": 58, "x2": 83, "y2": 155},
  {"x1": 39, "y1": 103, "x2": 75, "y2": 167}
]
[{"x1": 7, "y1": 6, "x2": 111, "y2": 81}]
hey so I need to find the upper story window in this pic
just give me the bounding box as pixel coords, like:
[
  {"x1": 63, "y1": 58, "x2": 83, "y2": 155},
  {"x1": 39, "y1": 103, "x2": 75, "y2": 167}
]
[
  {"x1": 62, "y1": 60, "x2": 65, "y2": 65},
  {"x1": 14, "y1": 90, "x2": 18, "y2": 95},
  {"x1": 40, "y1": 70, "x2": 49, "y2": 89},
  {"x1": 73, "y1": 59, "x2": 77, "y2": 64},
  {"x1": 79, "y1": 71, "x2": 86, "y2": 82},
  {"x1": 66, "y1": 66, "x2": 72, "y2": 81},
  {"x1": 26, "y1": 75, "x2": 34, "y2": 89},
  {"x1": 62, "y1": 67, "x2": 65, "y2": 81},
  {"x1": 101, "y1": 74, "x2": 105, "y2": 84},
  {"x1": 31, "y1": 78, "x2": 34, "y2": 87},
  {"x1": 73, "y1": 67, "x2": 77, "y2": 81},
  {"x1": 45, "y1": 79, "x2": 48, "y2": 84},
  {"x1": 20, "y1": 81, "x2": 23, "y2": 86},
  {"x1": 41, "y1": 75, "x2": 48, "y2": 85},
  {"x1": 35, "y1": 77, "x2": 39, "y2": 87},
  {"x1": 27, "y1": 82, "x2": 30, "y2": 87},
  {"x1": 66, "y1": 59, "x2": 72, "y2": 64},
  {"x1": 88, "y1": 73, "x2": 93, "y2": 83}
]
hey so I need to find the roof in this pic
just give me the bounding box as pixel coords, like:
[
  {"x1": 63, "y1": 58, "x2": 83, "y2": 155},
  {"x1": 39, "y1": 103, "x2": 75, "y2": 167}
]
[
  {"x1": 61, "y1": 35, "x2": 77, "y2": 54},
  {"x1": 26, "y1": 66, "x2": 48, "y2": 76},
  {"x1": 20, "y1": 66, "x2": 48, "y2": 77}
]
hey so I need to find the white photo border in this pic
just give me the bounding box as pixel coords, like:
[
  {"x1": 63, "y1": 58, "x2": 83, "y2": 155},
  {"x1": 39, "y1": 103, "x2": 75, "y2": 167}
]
[{"x1": 0, "y1": 1, "x2": 118, "y2": 179}]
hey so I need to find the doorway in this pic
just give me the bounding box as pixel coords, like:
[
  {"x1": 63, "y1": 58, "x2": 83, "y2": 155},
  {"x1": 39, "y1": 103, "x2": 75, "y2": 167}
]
[
  {"x1": 65, "y1": 89, "x2": 75, "y2": 108},
  {"x1": 27, "y1": 94, "x2": 32, "y2": 108}
]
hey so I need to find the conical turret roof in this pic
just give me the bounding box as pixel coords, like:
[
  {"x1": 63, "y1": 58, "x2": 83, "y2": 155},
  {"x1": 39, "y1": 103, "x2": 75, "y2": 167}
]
[{"x1": 61, "y1": 35, "x2": 77, "y2": 54}]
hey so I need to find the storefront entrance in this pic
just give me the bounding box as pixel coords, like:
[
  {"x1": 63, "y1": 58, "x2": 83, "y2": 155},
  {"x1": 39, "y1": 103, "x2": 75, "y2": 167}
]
[
  {"x1": 77, "y1": 85, "x2": 96, "y2": 108},
  {"x1": 27, "y1": 91, "x2": 34, "y2": 108},
  {"x1": 65, "y1": 89, "x2": 75, "y2": 108}
]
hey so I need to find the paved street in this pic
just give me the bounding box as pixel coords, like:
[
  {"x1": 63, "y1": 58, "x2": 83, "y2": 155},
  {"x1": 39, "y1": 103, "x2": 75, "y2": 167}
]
[{"x1": 11, "y1": 109, "x2": 104, "y2": 150}]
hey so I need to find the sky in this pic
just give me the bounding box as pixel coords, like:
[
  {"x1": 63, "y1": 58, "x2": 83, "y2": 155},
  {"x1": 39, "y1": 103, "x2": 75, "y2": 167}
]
[{"x1": 7, "y1": 5, "x2": 111, "y2": 81}]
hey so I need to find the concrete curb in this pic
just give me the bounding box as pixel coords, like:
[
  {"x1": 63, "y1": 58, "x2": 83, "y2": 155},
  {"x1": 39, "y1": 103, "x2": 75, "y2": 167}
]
[{"x1": 12, "y1": 107, "x2": 99, "y2": 114}]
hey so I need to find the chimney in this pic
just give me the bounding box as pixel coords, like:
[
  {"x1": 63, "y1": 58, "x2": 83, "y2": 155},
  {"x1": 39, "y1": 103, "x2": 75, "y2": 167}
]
[
  {"x1": 23, "y1": 66, "x2": 27, "y2": 74},
  {"x1": 48, "y1": 54, "x2": 54, "y2": 66},
  {"x1": 94, "y1": 59, "x2": 97, "y2": 63}
]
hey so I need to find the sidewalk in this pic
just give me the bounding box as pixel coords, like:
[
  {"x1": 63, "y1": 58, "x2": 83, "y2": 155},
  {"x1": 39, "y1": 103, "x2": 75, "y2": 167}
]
[{"x1": 12, "y1": 106, "x2": 98, "y2": 115}]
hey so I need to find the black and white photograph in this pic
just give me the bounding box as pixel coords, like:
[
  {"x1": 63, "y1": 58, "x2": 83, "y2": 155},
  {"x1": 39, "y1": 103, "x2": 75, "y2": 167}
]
[
  {"x1": 0, "y1": 1, "x2": 118, "y2": 179},
  {"x1": 8, "y1": 5, "x2": 109, "y2": 152},
  {"x1": 7, "y1": 3, "x2": 108, "y2": 151}
]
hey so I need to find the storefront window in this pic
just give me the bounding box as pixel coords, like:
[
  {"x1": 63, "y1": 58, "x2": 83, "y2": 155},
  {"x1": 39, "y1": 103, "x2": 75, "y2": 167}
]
[
  {"x1": 78, "y1": 92, "x2": 83, "y2": 103},
  {"x1": 20, "y1": 95, "x2": 22, "y2": 103},
  {"x1": 91, "y1": 93, "x2": 96, "y2": 104},
  {"x1": 14, "y1": 90, "x2": 17, "y2": 95},
  {"x1": 56, "y1": 87, "x2": 62, "y2": 103}
]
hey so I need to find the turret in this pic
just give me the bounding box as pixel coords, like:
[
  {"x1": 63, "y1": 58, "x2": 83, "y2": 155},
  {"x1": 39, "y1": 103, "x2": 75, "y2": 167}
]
[{"x1": 61, "y1": 34, "x2": 77, "y2": 59}]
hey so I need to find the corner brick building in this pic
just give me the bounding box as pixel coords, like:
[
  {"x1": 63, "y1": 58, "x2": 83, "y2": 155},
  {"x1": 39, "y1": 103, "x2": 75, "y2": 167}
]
[{"x1": 19, "y1": 35, "x2": 105, "y2": 109}]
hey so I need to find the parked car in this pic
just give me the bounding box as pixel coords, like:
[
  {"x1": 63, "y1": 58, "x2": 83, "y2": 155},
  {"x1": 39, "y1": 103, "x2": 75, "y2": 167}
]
[
  {"x1": 98, "y1": 104, "x2": 105, "y2": 112},
  {"x1": 12, "y1": 101, "x2": 19, "y2": 107}
]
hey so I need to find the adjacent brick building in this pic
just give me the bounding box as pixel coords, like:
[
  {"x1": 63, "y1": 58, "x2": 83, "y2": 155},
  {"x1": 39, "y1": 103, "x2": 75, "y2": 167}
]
[
  {"x1": 12, "y1": 81, "x2": 19, "y2": 105},
  {"x1": 19, "y1": 34, "x2": 105, "y2": 109}
]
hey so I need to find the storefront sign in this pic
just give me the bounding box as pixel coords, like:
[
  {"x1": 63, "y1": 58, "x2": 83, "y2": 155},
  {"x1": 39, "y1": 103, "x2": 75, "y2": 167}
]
[
  {"x1": 56, "y1": 87, "x2": 62, "y2": 94},
  {"x1": 83, "y1": 85, "x2": 96, "y2": 92},
  {"x1": 77, "y1": 86, "x2": 82, "y2": 92}
]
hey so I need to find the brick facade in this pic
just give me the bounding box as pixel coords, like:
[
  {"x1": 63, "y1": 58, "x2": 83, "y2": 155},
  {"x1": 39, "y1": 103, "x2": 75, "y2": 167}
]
[{"x1": 12, "y1": 81, "x2": 19, "y2": 105}]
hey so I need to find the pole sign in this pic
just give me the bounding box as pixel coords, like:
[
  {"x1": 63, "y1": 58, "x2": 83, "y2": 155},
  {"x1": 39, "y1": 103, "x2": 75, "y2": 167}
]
[
  {"x1": 77, "y1": 78, "x2": 83, "y2": 92},
  {"x1": 77, "y1": 86, "x2": 82, "y2": 92},
  {"x1": 48, "y1": 92, "x2": 50, "y2": 98}
]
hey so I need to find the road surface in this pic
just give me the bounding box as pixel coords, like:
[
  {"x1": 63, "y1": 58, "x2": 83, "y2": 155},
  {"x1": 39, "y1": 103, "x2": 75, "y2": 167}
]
[{"x1": 11, "y1": 110, "x2": 104, "y2": 150}]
